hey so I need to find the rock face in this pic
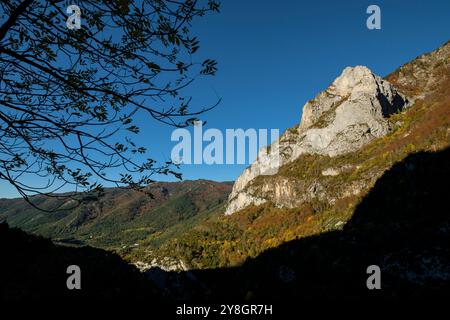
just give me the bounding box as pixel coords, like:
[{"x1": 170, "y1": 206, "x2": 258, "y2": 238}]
[{"x1": 225, "y1": 66, "x2": 409, "y2": 215}]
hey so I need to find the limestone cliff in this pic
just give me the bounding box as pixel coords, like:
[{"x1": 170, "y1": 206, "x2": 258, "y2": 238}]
[{"x1": 225, "y1": 66, "x2": 410, "y2": 215}]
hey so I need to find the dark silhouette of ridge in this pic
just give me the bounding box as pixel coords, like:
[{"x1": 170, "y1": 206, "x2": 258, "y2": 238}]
[{"x1": 0, "y1": 223, "x2": 160, "y2": 301}]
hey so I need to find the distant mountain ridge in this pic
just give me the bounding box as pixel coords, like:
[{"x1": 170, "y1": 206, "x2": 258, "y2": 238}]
[{"x1": 0, "y1": 180, "x2": 232, "y2": 251}]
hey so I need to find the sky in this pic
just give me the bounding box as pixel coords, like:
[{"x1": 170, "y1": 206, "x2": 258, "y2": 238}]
[{"x1": 1, "y1": 0, "x2": 449, "y2": 198}]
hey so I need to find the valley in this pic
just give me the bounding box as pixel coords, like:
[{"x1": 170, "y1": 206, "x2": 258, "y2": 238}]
[{"x1": 0, "y1": 180, "x2": 232, "y2": 258}]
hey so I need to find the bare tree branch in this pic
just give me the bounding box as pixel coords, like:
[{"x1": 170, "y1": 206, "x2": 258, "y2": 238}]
[{"x1": 0, "y1": 0, "x2": 220, "y2": 210}]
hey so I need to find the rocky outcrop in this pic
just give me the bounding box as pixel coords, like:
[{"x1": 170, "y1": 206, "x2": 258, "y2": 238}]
[
  {"x1": 134, "y1": 258, "x2": 188, "y2": 272},
  {"x1": 225, "y1": 66, "x2": 410, "y2": 215}
]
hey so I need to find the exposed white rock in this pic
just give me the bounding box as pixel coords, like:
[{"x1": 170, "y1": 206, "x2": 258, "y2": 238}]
[
  {"x1": 322, "y1": 164, "x2": 354, "y2": 176},
  {"x1": 225, "y1": 66, "x2": 409, "y2": 215},
  {"x1": 334, "y1": 221, "x2": 345, "y2": 228},
  {"x1": 224, "y1": 192, "x2": 267, "y2": 215},
  {"x1": 321, "y1": 168, "x2": 340, "y2": 176},
  {"x1": 134, "y1": 258, "x2": 188, "y2": 272}
]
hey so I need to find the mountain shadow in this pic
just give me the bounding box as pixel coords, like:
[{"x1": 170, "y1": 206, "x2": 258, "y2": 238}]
[
  {"x1": 0, "y1": 223, "x2": 160, "y2": 301},
  {"x1": 156, "y1": 147, "x2": 450, "y2": 301}
]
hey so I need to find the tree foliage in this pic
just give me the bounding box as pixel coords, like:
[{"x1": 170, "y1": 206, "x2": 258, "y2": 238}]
[{"x1": 0, "y1": 0, "x2": 220, "y2": 209}]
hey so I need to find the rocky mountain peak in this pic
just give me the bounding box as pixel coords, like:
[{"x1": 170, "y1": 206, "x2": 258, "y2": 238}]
[
  {"x1": 329, "y1": 65, "x2": 377, "y2": 95},
  {"x1": 225, "y1": 65, "x2": 410, "y2": 215},
  {"x1": 300, "y1": 65, "x2": 408, "y2": 130}
]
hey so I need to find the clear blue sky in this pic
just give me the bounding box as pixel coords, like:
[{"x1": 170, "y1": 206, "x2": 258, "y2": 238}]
[{"x1": 1, "y1": 0, "x2": 449, "y2": 198}]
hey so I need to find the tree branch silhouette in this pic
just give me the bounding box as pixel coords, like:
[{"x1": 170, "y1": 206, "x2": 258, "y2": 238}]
[{"x1": 0, "y1": 0, "x2": 220, "y2": 210}]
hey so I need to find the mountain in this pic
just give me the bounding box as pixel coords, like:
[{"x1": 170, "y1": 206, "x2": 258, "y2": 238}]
[
  {"x1": 2, "y1": 41, "x2": 449, "y2": 295},
  {"x1": 226, "y1": 64, "x2": 416, "y2": 215},
  {"x1": 158, "y1": 147, "x2": 450, "y2": 301},
  {"x1": 138, "y1": 40, "x2": 450, "y2": 270},
  {"x1": 3, "y1": 146, "x2": 448, "y2": 301},
  {"x1": 0, "y1": 180, "x2": 232, "y2": 253},
  {"x1": 225, "y1": 41, "x2": 450, "y2": 216}
]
